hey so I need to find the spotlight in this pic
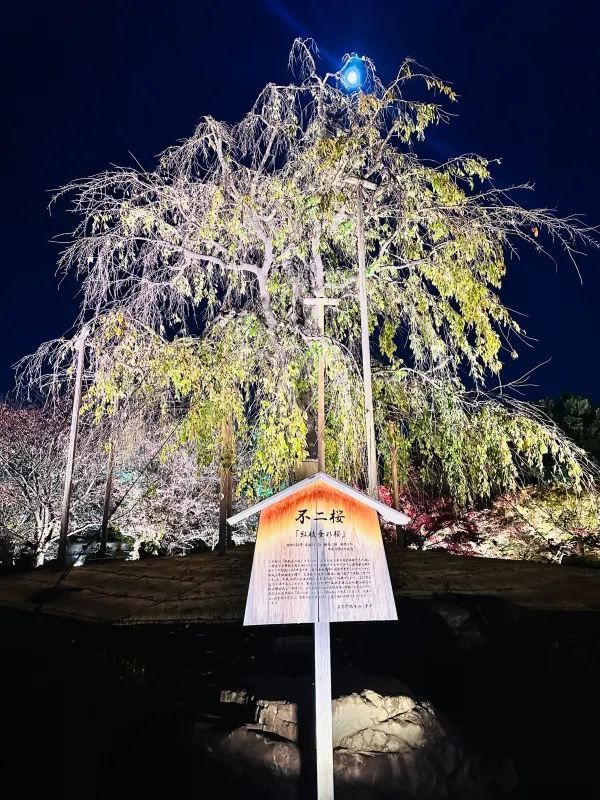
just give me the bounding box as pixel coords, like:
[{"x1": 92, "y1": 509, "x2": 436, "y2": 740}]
[
  {"x1": 340, "y1": 55, "x2": 366, "y2": 92},
  {"x1": 345, "y1": 67, "x2": 360, "y2": 87}
]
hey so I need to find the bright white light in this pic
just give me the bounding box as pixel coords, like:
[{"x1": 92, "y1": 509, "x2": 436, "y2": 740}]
[
  {"x1": 346, "y1": 68, "x2": 359, "y2": 86},
  {"x1": 340, "y1": 55, "x2": 366, "y2": 92}
]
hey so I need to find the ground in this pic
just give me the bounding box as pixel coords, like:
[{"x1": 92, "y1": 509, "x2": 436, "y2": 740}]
[{"x1": 1, "y1": 558, "x2": 599, "y2": 798}]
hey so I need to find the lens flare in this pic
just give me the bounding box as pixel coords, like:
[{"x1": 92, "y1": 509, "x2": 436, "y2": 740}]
[
  {"x1": 340, "y1": 55, "x2": 366, "y2": 92},
  {"x1": 345, "y1": 68, "x2": 359, "y2": 86}
]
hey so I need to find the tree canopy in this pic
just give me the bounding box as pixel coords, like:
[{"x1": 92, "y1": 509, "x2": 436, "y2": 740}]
[{"x1": 20, "y1": 39, "x2": 599, "y2": 509}]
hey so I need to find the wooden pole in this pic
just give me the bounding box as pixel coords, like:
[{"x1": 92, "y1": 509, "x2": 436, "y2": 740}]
[
  {"x1": 98, "y1": 440, "x2": 114, "y2": 558},
  {"x1": 218, "y1": 479, "x2": 229, "y2": 553},
  {"x1": 302, "y1": 249, "x2": 346, "y2": 799},
  {"x1": 225, "y1": 467, "x2": 233, "y2": 548},
  {"x1": 57, "y1": 328, "x2": 88, "y2": 567},
  {"x1": 356, "y1": 182, "x2": 378, "y2": 497}
]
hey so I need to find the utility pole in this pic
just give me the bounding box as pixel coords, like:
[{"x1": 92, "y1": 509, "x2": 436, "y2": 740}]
[
  {"x1": 303, "y1": 293, "x2": 339, "y2": 471},
  {"x1": 353, "y1": 178, "x2": 378, "y2": 497},
  {"x1": 57, "y1": 327, "x2": 88, "y2": 567}
]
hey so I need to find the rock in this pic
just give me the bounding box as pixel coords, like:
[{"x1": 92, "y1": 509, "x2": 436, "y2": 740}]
[
  {"x1": 215, "y1": 725, "x2": 300, "y2": 779},
  {"x1": 430, "y1": 599, "x2": 487, "y2": 650},
  {"x1": 195, "y1": 720, "x2": 514, "y2": 799},
  {"x1": 331, "y1": 690, "x2": 515, "y2": 799},
  {"x1": 221, "y1": 690, "x2": 299, "y2": 741},
  {"x1": 203, "y1": 681, "x2": 516, "y2": 798},
  {"x1": 333, "y1": 689, "x2": 418, "y2": 750},
  {"x1": 255, "y1": 698, "x2": 298, "y2": 742},
  {"x1": 193, "y1": 724, "x2": 301, "y2": 799},
  {"x1": 220, "y1": 688, "x2": 253, "y2": 706},
  {"x1": 335, "y1": 748, "x2": 443, "y2": 799}
]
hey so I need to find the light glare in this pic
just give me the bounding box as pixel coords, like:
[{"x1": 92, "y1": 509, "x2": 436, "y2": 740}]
[
  {"x1": 346, "y1": 68, "x2": 359, "y2": 86},
  {"x1": 340, "y1": 55, "x2": 366, "y2": 92}
]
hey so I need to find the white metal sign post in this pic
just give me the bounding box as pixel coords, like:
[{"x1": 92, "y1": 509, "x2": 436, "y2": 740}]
[
  {"x1": 314, "y1": 617, "x2": 333, "y2": 797},
  {"x1": 229, "y1": 472, "x2": 408, "y2": 798}
]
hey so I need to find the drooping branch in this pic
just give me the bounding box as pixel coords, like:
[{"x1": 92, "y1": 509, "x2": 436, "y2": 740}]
[{"x1": 16, "y1": 37, "x2": 599, "y2": 512}]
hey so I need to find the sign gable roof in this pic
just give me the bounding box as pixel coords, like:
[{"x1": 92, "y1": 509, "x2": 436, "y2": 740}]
[{"x1": 228, "y1": 471, "x2": 410, "y2": 527}]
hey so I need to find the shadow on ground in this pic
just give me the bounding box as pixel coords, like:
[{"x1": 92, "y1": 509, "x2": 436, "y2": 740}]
[{"x1": 1, "y1": 594, "x2": 599, "y2": 799}]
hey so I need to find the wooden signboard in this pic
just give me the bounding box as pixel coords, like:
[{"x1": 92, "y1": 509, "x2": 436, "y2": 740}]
[
  {"x1": 229, "y1": 472, "x2": 408, "y2": 625},
  {"x1": 228, "y1": 472, "x2": 408, "y2": 800}
]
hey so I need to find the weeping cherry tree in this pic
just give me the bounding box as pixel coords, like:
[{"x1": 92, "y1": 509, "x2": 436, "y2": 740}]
[{"x1": 21, "y1": 38, "x2": 599, "y2": 522}]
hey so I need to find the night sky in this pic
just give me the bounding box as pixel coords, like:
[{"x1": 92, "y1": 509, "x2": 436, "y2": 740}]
[{"x1": 2, "y1": 0, "x2": 599, "y2": 401}]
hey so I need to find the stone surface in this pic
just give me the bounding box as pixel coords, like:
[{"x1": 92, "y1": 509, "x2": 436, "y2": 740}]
[
  {"x1": 3, "y1": 548, "x2": 600, "y2": 626},
  {"x1": 195, "y1": 720, "x2": 515, "y2": 800},
  {"x1": 430, "y1": 599, "x2": 487, "y2": 650},
  {"x1": 255, "y1": 698, "x2": 298, "y2": 742},
  {"x1": 333, "y1": 689, "x2": 418, "y2": 750},
  {"x1": 195, "y1": 724, "x2": 300, "y2": 780},
  {"x1": 220, "y1": 688, "x2": 299, "y2": 741},
  {"x1": 205, "y1": 681, "x2": 516, "y2": 799},
  {"x1": 220, "y1": 688, "x2": 253, "y2": 706}
]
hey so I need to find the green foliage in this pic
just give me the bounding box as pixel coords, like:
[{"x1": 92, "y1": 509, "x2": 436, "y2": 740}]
[
  {"x1": 31, "y1": 39, "x2": 597, "y2": 515},
  {"x1": 537, "y1": 395, "x2": 600, "y2": 462},
  {"x1": 238, "y1": 346, "x2": 309, "y2": 495},
  {"x1": 476, "y1": 485, "x2": 599, "y2": 562},
  {"x1": 509, "y1": 486, "x2": 600, "y2": 555},
  {"x1": 411, "y1": 484, "x2": 600, "y2": 564},
  {"x1": 375, "y1": 373, "x2": 593, "y2": 511}
]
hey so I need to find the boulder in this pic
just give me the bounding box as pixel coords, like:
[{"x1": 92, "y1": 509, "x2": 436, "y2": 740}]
[
  {"x1": 220, "y1": 688, "x2": 299, "y2": 741},
  {"x1": 203, "y1": 681, "x2": 516, "y2": 799},
  {"x1": 333, "y1": 690, "x2": 418, "y2": 751},
  {"x1": 210, "y1": 725, "x2": 300, "y2": 779},
  {"x1": 219, "y1": 688, "x2": 254, "y2": 706},
  {"x1": 255, "y1": 698, "x2": 298, "y2": 742},
  {"x1": 193, "y1": 724, "x2": 301, "y2": 800}
]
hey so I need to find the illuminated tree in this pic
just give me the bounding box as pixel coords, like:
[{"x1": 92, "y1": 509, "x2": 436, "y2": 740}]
[
  {"x1": 104, "y1": 428, "x2": 223, "y2": 557},
  {"x1": 21, "y1": 39, "x2": 598, "y2": 513},
  {"x1": 0, "y1": 404, "x2": 105, "y2": 565},
  {"x1": 0, "y1": 401, "x2": 239, "y2": 565},
  {"x1": 537, "y1": 395, "x2": 600, "y2": 463}
]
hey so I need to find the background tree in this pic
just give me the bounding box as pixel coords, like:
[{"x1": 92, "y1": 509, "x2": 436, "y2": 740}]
[
  {"x1": 0, "y1": 403, "x2": 105, "y2": 566},
  {"x1": 105, "y1": 432, "x2": 221, "y2": 558},
  {"x1": 0, "y1": 400, "x2": 249, "y2": 567},
  {"x1": 537, "y1": 395, "x2": 600, "y2": 463}
]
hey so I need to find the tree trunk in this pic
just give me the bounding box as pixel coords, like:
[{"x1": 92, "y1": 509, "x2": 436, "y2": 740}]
[
  {"x1": 99, "y1": 441, "x2": 115, "y2": 558},
  {"x1": 257, "y1": 272, "x2": 278, "y2": 331},
  {"x1": 225, "y1": 468, "x2": 233, "y2": 548},
  {"x1": 390, "y1": 445, "x2": 404, "y2": 547},
  {"x1": 218, "y1": 418, "x2": 234, "y2": 554}
]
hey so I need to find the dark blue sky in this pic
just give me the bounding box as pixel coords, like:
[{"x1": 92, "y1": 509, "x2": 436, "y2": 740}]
[{"x1": 2, "y1": 0, "x2": 599, "y2": 401}]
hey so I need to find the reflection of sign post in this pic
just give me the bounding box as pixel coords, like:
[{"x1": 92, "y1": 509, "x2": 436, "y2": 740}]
[{"x1": 228, "y1": 471, "x2": 409, "y2": 798}]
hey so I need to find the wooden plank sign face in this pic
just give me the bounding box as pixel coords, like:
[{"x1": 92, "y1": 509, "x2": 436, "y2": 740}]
[{"x1": 244, "y1": 477, "x2": 397, "y2": 625}]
